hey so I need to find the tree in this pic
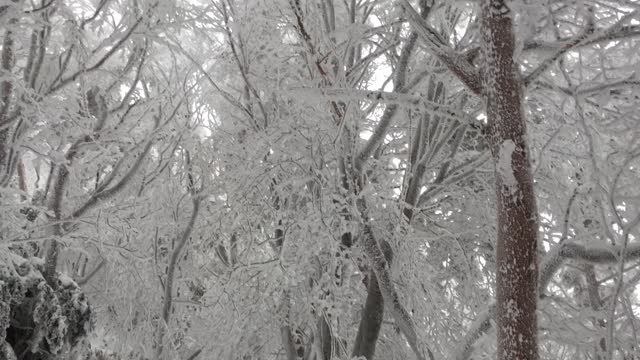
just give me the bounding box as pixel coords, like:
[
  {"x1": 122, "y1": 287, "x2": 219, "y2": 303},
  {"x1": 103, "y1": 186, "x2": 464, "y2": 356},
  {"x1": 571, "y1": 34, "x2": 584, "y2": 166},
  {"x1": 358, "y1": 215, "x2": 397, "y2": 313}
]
[
  {"x1": 481, "y1": 1, "x2": 538, "y2": 359},
  {"x1": 3, "y1": 1, "x2": 640, "y2": 360}
]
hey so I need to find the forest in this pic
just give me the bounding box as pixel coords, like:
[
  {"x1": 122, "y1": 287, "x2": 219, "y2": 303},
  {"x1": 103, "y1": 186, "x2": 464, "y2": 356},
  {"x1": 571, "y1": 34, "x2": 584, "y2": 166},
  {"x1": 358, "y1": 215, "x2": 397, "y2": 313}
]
[{"x1": 1, "y1": 0, "x2": 640, "y2": 359}]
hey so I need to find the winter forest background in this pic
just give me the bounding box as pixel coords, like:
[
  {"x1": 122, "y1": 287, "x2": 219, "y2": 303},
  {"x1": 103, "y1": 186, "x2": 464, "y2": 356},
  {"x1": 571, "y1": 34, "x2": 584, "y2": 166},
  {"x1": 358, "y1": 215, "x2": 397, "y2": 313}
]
[{"x1": 1, "y1": 0, "x2": 640, "y2": 359}]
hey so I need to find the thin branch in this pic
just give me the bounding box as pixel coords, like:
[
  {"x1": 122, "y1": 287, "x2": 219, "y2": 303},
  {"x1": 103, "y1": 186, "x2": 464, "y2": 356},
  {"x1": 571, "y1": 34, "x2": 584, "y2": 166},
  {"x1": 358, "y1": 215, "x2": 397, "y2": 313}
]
[
  {"x1": 166, "y1": 38, "x2": 256, "y2": 127},
  {"x1": 156, "y1": 197, "x2": 201, "y2": 358},
  {"x1": 220, "y1": 1, "x2": 269, "y2": 129},
  {"x1": 76, "y1": 258, "x2": 106, "y2": 286},
  {"x1": 361, "y1": 224, "x2": 430, "y2": 360},
  {"x1": 288, "y1": 0, "x2": 345, "y2": 123},
  {"x1": 109, "y1": 44, "x2": 148, "y2": 113},
  {"x1": 69, "y1": 124, "x2": 155, "y2": 220},
  {"x1": 48, "y1": 2, "x2": 156, "y2": 94},
  {"x1": 288, "y1": 87, "x2": 474, "y2": 125},
  {"x1": 24, "y1": 0, "x2": 56, "y2": 14},
  {"x1": 405, "y1": 79, "x2": 447, "y2": 219},
  {"x1": 524, "y1": 8, "x2": 596, "y2": 86},
  {"x1": 185, "y1": 349, "x2": 203, "y2": 360},
  {"x1": 400, "y1": 0, "x2": 482, "y2": 95},
  {"x1": 354, "y1": 0, "x2": 430, "y2": 173},
  {"x1": 81, "y1": 0, "x2": 112, "y2": 29},
  {"x1": 524, "y1": 25, "x2": 640, "y2": 55},
  {"x1": 455, "y1": 305, "x2": 495, "y2": 360}
]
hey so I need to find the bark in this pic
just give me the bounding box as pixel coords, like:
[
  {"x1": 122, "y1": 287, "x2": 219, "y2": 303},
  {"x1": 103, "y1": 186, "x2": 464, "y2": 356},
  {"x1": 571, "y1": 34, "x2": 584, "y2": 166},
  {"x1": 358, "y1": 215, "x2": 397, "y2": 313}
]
[
  {"x1": 351, "y1": 240, "x2": 393, "y2": 360},
  {"x1": 318, "y1": 316, "x2": 332, "y2": 360},
  {"x1": 584, "y1": 265, "x2": 607, "y2": 360},
  {"x1": 0, "y1": 24, "x2": 14, "y2": 172},
  {"x1": 481, "y1": 2, "x2": 538, "y2": 360},
  {"x1": 279, "y1": 292, "x2": 298, "y2": 360}
]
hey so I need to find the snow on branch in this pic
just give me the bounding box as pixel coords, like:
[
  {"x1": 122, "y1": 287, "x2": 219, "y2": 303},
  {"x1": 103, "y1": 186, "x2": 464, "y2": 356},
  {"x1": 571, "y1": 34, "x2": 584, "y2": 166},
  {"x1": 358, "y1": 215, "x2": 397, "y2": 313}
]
[
  {"x1": 361, "y1": 224, "x2": 432, "y2": 360},
  {"x1": 455, "y1": 305, "x2": 496, "y2": 360},
  {"x1": 560, "y1": 241, "x2": 640, "y2": 264},
  {"x1": 354, "y1": 0, "x2": 432, "y2": 174},
  {"x1": 399, "y1": 0, "x2": 483, "y2": 95},
  {"x1": 525, "y1": 10, "x2": 640, "y2": 86},
  {"x1": 287, "y1": 87, "x2": 475, "y2": 125},
  {"x1": 156, "y1": 197, "x2": 201, "y2": 358},
  {"x1": 523, "y1": 24, "x2": 640, "y2": 54}
]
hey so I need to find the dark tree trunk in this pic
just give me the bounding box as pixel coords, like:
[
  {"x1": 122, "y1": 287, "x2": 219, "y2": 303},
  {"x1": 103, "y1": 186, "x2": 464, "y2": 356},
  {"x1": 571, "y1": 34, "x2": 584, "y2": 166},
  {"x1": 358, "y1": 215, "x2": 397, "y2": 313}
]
[
  {"x1": 481, "y1": 2, "x2": 539, "y2": 360},
  {"x1": 352, "y1": 240, "x2": 393, "y2": 360}
]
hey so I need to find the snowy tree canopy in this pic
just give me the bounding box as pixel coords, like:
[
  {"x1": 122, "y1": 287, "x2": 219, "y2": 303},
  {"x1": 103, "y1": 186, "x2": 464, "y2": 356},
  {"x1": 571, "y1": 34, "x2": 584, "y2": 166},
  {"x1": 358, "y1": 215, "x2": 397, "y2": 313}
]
[{"x1": 0, "y1": 1, "x2": 640, "y2": 360}]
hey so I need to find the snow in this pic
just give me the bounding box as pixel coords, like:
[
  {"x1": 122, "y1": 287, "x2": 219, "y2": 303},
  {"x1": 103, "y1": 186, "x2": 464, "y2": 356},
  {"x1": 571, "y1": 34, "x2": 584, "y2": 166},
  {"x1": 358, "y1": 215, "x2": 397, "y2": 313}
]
[
  {"x1": 497, "y1": 140, "x2": 518, "y2": 196},
  {"x1": 29, "y1": 257, "x2": 45, "y2": 267},
  {"x1": 2, "y1": 1, "x2": 640, "y2": 359},
  {"x1": 58, "y1": 273, "x2": 78, "y2": 288}
]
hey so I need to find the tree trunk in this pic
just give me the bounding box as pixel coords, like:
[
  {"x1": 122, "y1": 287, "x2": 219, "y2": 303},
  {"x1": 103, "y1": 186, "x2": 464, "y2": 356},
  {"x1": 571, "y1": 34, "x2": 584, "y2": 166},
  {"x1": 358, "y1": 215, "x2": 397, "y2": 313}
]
[
  {"x1": 481, "y1": 2, "x2": 539, "y2": 360},
  {"x1": 352, "y1": 240, "x2": 393, "y2": 360}
]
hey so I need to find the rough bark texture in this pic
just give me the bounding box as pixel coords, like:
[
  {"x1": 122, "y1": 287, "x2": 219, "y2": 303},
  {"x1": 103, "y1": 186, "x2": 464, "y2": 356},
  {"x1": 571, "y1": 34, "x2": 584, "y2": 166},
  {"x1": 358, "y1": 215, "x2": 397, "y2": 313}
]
[
  {"x1": 481, "y1": 2, "x2": 539, "y2": 360},
  {"x1": 351, "y1": 240, "x2": 393, "y2": 359},
  {"x1": 0, "y1": 25, "x2": 14, "y2": 171}
]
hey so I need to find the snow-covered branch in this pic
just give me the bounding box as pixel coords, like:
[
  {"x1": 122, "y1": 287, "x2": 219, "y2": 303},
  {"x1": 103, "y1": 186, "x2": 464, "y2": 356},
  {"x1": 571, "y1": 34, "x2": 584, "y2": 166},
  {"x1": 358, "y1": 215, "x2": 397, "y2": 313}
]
[
  {"x1": 47, "y1": 3, "x2": 157, "y2": 94},
  {"x1": 560, "y1": 242, "x2": 640, "y2": 264},
  {"x1": 156, "y1": 197, "x2": 201, "y2": 358},
  {"x1": 288, "y1": 88, "x2": 475, "y2": 125},
  {"x1": 361, "y1": 224, "x2": 430, "y2": 360},
  {"x1": 523, "y1": 25, "x2": 640, "y2": 54},
  {"x1": 525, "y1": 10, "x2": 640, "y2": 86},
  {"x1": 400, "y1": 0, "x2": 483, "y2": 95},
  {"x1": 354, "y1": 0, "x2": 430, "y2": 173},
  {"x1": 455, "y1": 305, "x2": 495, "y2": 360}
]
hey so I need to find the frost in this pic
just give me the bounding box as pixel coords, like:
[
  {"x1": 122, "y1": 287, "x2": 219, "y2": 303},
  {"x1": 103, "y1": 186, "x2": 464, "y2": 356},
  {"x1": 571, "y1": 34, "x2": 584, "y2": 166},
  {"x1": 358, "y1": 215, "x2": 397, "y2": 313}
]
[
  {"x1": 58, "y1": 273, "x2": 77, "y2": 288},
  {"x1": 0, "y1": 1, "x2": 639, "y2": 360},
  {"x1": 0, "y1": 249, "x2": 92, "y2": 358},
  {"x1": 497, "y1": 140, "x2": 518, "y2": 196}
]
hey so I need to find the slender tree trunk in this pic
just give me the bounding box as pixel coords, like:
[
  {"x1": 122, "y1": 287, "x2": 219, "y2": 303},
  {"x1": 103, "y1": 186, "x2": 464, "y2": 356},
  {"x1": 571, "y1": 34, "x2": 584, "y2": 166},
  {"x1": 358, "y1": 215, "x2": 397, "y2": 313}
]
[
  {"x1": 481, "y1": 2, "x2": 539, "y2": 360},
  {"x1": 0, "y1": 24, "x2": 15, "y2": 173},
  {"x1": 156, "y1": 197, "x2": 200, "y2": 359},
  {"x1": 351, "y1": 240, "x2": 393, "y2": 360}
]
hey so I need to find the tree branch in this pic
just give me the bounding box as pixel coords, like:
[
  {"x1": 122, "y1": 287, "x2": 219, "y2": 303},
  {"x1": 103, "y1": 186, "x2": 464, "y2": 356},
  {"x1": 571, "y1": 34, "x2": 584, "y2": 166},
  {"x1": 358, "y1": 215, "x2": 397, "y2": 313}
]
[
  {"x1": 289, "y1": 88, "x2": 474, "y2": 125},
  {"x1": 156, "y1": 197, "x2": 201, "y2": 358},
  {"x1": 76, "y1": 258, "x2": 106, "y2": 286},
  {"x1": 48, "y1": 3, "x2": 156, "y2": 94},
  {"x1": 361, "y1": 224, "x2": 429, "y2": 360},
  {"x1": 354, "y1": 0, "x2": 431, "y2": 173},
  {"x1": 400, "y1": 0, "x2": 482, "y2": 95}
]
